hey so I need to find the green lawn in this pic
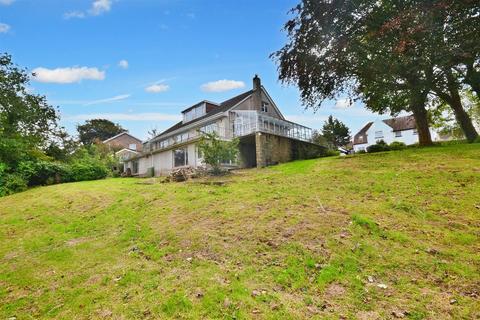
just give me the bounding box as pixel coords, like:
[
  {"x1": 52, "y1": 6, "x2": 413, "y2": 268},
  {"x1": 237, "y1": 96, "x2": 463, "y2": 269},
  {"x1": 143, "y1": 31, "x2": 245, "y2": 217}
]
[{"x1": 1, "y1": 144, "x2": 479, "y2": 319}]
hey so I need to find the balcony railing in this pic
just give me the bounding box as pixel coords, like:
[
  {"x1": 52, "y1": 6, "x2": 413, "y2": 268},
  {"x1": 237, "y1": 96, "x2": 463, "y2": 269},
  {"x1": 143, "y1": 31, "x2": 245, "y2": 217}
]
[
  {"x1": 142, "y1": 111, "x2": 313, "y2": 154},
  {"x1": 232, "y1": 110, "x2": 312, "y2": 142}
]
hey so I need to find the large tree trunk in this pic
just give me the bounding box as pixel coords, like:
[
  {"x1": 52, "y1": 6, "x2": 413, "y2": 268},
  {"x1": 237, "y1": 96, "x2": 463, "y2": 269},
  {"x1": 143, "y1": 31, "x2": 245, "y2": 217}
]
[
  {"x1": 465, "y1": 62, "x2": 480, "y2": 99},
  {"x1": 409, "y1": 89, "x2": 433, "y2": 146},
  {"x1": 444, "y1": 71, "x2": 479, "y2": 142}
]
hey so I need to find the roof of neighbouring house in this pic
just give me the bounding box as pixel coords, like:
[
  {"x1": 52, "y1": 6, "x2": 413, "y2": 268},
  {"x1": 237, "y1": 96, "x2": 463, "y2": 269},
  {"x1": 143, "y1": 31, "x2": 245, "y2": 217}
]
[
  {"x1": 115, "y1": 148, "x2": 139, "y2": 155},
  {"x1": 153, "y1": 89, "x2": 254, "y2": 139},
  {"x1": 103, "y1": 131, "x2": 142, "y2": 144},
  {"x1": 383, "y1": 115, "x2": 416, "y2": 131},
  {"x1": 353, "y1": 122, "x2": 373, "y2": 145}
]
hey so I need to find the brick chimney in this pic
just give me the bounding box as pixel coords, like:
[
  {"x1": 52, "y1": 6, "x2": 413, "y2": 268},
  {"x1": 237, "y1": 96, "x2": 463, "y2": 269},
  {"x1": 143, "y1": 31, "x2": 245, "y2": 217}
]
[{"x1": 252, "y1": 74, "x2": 262, "y2": 109}]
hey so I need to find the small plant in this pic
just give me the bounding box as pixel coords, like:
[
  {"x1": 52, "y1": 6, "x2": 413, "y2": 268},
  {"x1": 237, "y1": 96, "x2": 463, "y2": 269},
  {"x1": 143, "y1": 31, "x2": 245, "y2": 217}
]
[
  {"x1": 389, "y1": 141, "x2": 407, "y2": 150},
  {"x1": 197, "y1": 132, "x2": 239, "y2": 175},
  {"x1": 367, "y1": 140, "x2": 391, "y2": 153}
]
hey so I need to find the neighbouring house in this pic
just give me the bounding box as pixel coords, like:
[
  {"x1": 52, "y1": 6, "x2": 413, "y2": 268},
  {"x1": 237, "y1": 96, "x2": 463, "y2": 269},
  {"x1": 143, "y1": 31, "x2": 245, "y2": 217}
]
[
  {"x1": 123, "y1": 75, "x2": 324, "y2": 176},
  {"x1": 353, "y1": 115, "x2": 439, "y2": 152},
  {"x1": 103, "y1": 132, "x2": 143, "y2": 152}
]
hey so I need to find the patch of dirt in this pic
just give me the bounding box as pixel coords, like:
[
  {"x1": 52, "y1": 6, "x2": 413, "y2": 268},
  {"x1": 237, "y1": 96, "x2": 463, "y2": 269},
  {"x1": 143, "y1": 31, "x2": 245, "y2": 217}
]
[
  {"x1": 356, "y1": 311, "x2": 381, "y2": 320},
  {"x1": 325, "y1": 283, "x2": 346, "y2": 298},
  {"x1": 65, "y1": 237, "x2": 89, "y2": 246}
]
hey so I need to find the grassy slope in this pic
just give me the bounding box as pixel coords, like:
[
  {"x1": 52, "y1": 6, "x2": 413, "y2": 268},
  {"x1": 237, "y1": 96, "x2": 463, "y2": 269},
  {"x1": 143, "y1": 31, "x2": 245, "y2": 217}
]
[{"x1": 1, "y1": 144, "x2": 479, "y2": 319}]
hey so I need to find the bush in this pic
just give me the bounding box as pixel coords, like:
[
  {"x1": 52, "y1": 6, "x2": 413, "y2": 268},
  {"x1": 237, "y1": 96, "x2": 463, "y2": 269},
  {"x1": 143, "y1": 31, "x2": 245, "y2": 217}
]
[
  {"x1": 325, "y1": 149, "x2": 340, "y2": 157},
  {"x1": 17, "y1": 161, "x2": 68, "y2": 186},
  {"x1": 356, "y1": 149, "x2": 366, "y2": 154},
  {"x1": 0, "y1": 173, "x2": 28, "y2": 196},
  {"x1": 389, "y1": 141, "x2": 407, "y2": 150},
  {"x1": 67, "y1": 162, "x2": 109, "y2": 181},
  {"x1": 367, "y1": 140, "x2": 391, "y2": 153}
]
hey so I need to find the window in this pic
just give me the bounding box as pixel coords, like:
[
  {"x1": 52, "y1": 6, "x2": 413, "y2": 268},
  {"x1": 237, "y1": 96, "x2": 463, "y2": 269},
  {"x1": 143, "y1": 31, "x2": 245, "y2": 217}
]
[
  {"x1": 132, "y1": 161, "x2": 139, "y2": 174},
  {"x1": 197, "y1": 145, "x2": 203, "y2": 159},
  {"x1": 173, "y1": 148, "x2": 188, "y2": 167},
  {"x1": 199, "y1": 123, "x2": 217, "y2": 134},
  {"x1": 175, "y1": 132, "x2": 189, "y2": 143},
  {"x1": 159, "y1": 140, "x2": 168, "y2": 149},
  {"x1": 412, "y1": 129, "x2": 418, "y2": 135},
  {"x1": 375, "y1": 130, "x2": 384, "y2": 139},
  {"x1": 261, "y1": 101, "x2": 269, "y2": 112},
  {"x1": 395, "y1": 131, "x2": 402, "y2": 137},
  {"x1": 129, "y1": 143, "x2": 137, "y2": 150},
  {"x1": 358, "y1": 136, "x2": 364, "y2": 142},
  {"x1": 183, "y1": 103, "x2": 206, "y2": 122}
]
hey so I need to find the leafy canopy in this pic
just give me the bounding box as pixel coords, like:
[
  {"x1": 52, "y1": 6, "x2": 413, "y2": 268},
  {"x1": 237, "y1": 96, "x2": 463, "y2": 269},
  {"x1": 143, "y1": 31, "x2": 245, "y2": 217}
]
[
  {"x1": 77, "y1": 118, "x2": 126, "y2": 145},
  {"x1": 321, "y1": 115, "x2": 351, "y2": 149},
  {"x1": 197, "y1": 131, "x2": 239, "y2": 174}
]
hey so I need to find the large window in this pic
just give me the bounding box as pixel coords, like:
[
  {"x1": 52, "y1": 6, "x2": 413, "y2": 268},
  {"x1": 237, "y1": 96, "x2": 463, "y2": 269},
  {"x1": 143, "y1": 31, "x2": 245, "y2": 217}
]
[
  {"x1": 173, "y1": 148, "x2": 188, "y2": 167},
  {"x1": 183, "y1": 104, "x2": 206, "y2": 122},
  {"x1": 175, "y1": 132, "x2": 189, "y2": 143},
  {"x1": 375, "y1": 130, "x2": 384, "y2": 139},
  {"x1": 395, "y1": 131, "x2": 402, "y2": 137},
  {"x1": 132, "y1": 161, "x2": 139, "y2": 174},
  {"x1": 199, "y1": 123, "x2": 217, "y2": 134}
]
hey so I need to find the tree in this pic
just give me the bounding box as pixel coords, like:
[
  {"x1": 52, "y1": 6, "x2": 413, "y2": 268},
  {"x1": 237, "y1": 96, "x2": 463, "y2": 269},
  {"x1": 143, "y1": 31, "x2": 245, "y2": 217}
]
[
  {"x1": 431, "y1": 90, "x2": 480, "y2": 140},
  {"x1": 0, "y1": 53, "x2": 62, "y2": 166},
  {"x1": 77, "y1": 119, "x2": 126, "y2": 145},
  {"x1": 197, "y1": 132, "x2": 239, "y2": 175},
  {"x1": 0, "y1": 53, "x2": 60, "y2": 147},
  {"x1": 321, "y1": 116, "x2": 350, "y2": 149},
  {"x1": 272, "y1": 0, "x2": 480, "y2": 145},
  {"x1": 272, "y1": 0, "x2": 435, "y2": 145}
]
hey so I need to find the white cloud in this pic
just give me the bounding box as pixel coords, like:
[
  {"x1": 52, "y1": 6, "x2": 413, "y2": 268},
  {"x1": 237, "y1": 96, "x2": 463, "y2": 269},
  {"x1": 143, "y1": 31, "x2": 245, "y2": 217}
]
[
  {"x1": 0, "y1": 0, "x2": 14, "y2": 5},
  {"x1": 64, "y1": 11, "x2": 86, "y2": 19},
  {"x1": 90, "y1": 0, "x2": 112, "y2": 16},
  {"x1": 64, "y1": 0, "x2": 112, "y2": 19},
  {"x1": 0, "y1": 23, "x2": 11, "y2": 33},
  {"x1": 32, "y1": 66, "x2": 105, "y2": 84},
  {"x1": 84, "y1": 94, "x2": 130, "y2": 106},
  {"x1": 201, "y1": 79, "x2": 245, "y2": 92},
  {"x1": 145, "y1": 83, "x2": 170, "y2": 93},
  {"x1": 334, "y1": 98, "x2": 353, "y2": 109},
  {"x1": 65, "y1": 112, "x2": 181, "y2": 121},
  {"x1": 118, "y1": 59, "x2": 129, "y2": 69}
]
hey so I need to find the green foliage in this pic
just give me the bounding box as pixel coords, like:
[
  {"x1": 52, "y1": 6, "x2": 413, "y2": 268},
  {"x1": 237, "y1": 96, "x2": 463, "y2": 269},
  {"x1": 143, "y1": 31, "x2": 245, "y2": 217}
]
[
  {"x1": 321, "y1": 115, "x2": 351, "y2": 148},
  {"x1": 0, "y1": 173, "x2": 27, "y2": 196},
  {"x1": 197, "y1": 131, "x2": 239, "y2": 175},
  {"x1": 77, "y1": 119, "x2": 126, "y2": 146},
  {"x1": 0, "y1": 53, "x2": 60, "y2": 147},
  {"x1": 366, "y1": 140, "x2": 390, "y2": 153},
  {"x1": 389, "y1": 141, "x2": 407, "y2": 151}
]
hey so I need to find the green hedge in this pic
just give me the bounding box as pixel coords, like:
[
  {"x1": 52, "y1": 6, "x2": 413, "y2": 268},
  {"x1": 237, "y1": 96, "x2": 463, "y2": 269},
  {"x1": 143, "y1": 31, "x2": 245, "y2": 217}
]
[{"x1": 0, "y1": 159, "x2": 109, "y2": 196}]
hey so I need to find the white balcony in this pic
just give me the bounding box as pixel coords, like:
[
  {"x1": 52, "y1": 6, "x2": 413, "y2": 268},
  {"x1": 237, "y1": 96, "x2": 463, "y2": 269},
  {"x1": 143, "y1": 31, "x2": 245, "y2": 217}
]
[{"x1": 232, "y1": 110, "x2": 312, "y2": 142}]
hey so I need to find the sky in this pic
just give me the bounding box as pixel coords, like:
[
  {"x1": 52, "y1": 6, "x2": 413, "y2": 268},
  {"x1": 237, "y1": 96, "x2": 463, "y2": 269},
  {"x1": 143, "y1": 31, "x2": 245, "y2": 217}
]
[{"x1": 0, "y1": 0, "x2": 382, "y2": 140}]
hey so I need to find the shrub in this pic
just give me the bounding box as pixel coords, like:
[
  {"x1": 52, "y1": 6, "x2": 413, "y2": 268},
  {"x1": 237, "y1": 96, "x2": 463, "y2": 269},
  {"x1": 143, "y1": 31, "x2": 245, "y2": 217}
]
[
  {"x1": 17, "y1": 161, "x2": 68, "y2": 186},
  {"x1": 367, "y1": 140, "x2": 390, "y2": 153},
  {"x1": 325, "y1": 149, "x2": 340, "y2": 157},
  {"x1": 67, "y1": 162, "x2": 109, "y2": 181},
  {"x1": 197, "y1": 132, "x2": 239, "y2": 175},
  {"x1": 0, "y1": 173, "x2": 28, "y2": 196},
  {"x1": 356, "y1": 150, "x2": 366, "y2": 154},
  {"x1": 389, "y1": 141, "x2": 407, "y2": 150}
]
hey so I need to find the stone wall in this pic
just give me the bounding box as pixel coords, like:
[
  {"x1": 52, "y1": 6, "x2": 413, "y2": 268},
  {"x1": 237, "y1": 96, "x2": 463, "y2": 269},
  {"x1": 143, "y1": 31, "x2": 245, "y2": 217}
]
[
  {"x1": 254, "y1": 132, "x2": 328, "y2": 168},
  {"x1": 255, "y1": 132, "x2": 293, "y2": 167}
]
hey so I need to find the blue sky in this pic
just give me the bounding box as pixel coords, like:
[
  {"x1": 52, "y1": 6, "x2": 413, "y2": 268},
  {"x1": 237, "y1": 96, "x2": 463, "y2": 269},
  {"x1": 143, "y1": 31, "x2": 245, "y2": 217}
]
[{"x1": 1, "y1": 0, "x2": 379, "y2": 140}]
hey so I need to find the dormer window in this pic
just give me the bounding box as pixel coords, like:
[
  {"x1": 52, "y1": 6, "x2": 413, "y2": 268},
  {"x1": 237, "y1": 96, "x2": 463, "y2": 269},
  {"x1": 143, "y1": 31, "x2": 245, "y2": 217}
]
[
  {"x1": 183, "y1": 103, "x2": 207, "y2": 123},
  {"x1": 261, "y1": 101, "x2": 269, "y2": 113}
]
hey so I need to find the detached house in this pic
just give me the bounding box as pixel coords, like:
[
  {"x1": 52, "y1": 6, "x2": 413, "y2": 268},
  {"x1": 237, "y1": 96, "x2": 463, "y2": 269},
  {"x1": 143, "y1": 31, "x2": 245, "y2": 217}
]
[
  {"x1": 123, "y1": 75, "x2": 323, "y2": 176},
  {"x1": 353, "y1": 115, "x2": 436, "y2": 152}
]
